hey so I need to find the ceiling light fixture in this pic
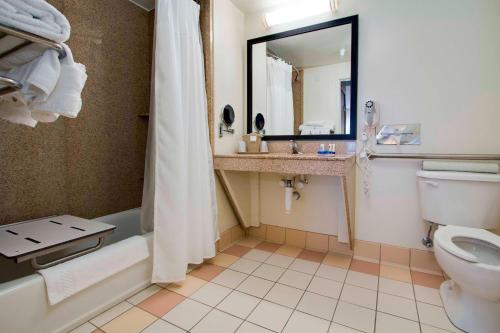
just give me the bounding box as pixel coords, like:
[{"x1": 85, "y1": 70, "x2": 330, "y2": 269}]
[{"x1": 263, "y1": 0, "x2": 336, "y2": 28}]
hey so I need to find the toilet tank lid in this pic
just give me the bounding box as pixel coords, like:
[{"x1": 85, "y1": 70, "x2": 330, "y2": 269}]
[{"x1": 417, "y1": 170, "x2": 500, "y2": 182}]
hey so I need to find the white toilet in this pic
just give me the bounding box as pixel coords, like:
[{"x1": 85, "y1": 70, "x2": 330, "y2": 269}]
[{"x1": 417, "y1": 170, "x2": 500, "y2": 333}]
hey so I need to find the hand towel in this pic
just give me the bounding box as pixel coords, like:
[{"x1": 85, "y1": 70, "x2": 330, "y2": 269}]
[
  {"x1": 0, "y1": 0, "x2": 70, "y2": 43},
  {"x1": 31, "y1": 44, "x2": 87, "y2": 120},
  {"x1": 423, "y1": 161, "x2": 499, "y2": 174},
  {"x1": 38, "y1": 235, "x2": 150, "y2": 305},
  {"x1": 0, "y1": 98, "x2": 37, "y2": 127}
]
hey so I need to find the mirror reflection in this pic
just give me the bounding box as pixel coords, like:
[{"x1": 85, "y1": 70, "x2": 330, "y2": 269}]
[{"x1": 250, "y1": 22, "x2": 353, "y2": 137}]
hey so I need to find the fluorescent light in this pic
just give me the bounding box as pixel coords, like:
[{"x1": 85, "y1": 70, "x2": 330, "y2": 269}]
[{"x1": 263, "y1": 0, "x2": 333, "y2": 28}]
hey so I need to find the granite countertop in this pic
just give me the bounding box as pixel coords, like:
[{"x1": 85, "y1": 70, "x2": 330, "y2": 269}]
[{"x1": 214, "y1": 152, "x2": 355, "y2": 161}]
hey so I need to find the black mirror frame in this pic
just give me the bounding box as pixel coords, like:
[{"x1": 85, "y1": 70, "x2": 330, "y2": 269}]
[{"x1": 247, "y1": 15, "x2": 358, "y2": 141}]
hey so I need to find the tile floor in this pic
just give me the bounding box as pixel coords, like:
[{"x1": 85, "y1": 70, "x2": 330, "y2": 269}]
[{"x1": 70, "y1": 238, "x2": 463, "y2": 333}]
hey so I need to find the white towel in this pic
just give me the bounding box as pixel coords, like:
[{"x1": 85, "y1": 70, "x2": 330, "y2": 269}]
[
  {"x1": 31, "y1": 44, "x2": 87, "y2": 120},
  {"x1": 38, "y1": 235, "x2": 150, "y2": 305},
  {"x1": 0, "y1": 0, "x2": 70, "y2": 43},
  {"x1": 423, "y1": 161, "x2": 499, "y2": 174},
  {"x1": 0, "y1": 98, "x2": 37, "y2": 127}
]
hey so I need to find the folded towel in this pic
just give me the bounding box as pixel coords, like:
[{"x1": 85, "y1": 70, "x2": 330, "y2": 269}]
[
  {"x1": 0, "y1": 98, "x2": 37, "y2": 127},
  {"x1": 38, "y1": 235, "x2": 150, "y2": 305},
  {"x1": 423, "y1": 161, "x2": 499, "y2": 174},
  {"x1": 303, "y1": 120, "x2": 326, "y2": 127},
  {"x1": 31, "y1": 44, "x2": 87, "y2": 120},
  {"x1": 0, "y1": 0, "x2": 70, "y2": 43}
]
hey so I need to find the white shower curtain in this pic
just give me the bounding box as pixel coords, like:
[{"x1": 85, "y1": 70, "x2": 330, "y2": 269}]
[
  {"x1": 141, "y1": 0, "x2": 218, "y2": 283},
  {"x1": 266, "y1": 57, "x2": 294, "y2": 135}
]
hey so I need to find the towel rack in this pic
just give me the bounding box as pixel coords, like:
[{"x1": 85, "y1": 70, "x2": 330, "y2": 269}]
[
  {"x1": 0, "y1": 23, "x2": 66, "y2": 96},
  {"x1": 368, "y1": 153, "x2": 500, "y2": 161}
]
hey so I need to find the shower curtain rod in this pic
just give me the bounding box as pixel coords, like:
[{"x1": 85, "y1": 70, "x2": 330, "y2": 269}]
[{"x1": 266, "y1": 50, "x2": 301, "y2": 77}]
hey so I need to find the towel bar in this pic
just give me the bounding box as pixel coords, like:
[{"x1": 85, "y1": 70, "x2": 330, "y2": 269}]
[
  {"x1": 368, "y1": 153, "x2": 500, "y2": 161},
  {"x1": 0, "y1": 215, "x2": 115, "y2": 269},
  {"x1": 0, "y1": 75, "x2": 22, "y2": 96}
]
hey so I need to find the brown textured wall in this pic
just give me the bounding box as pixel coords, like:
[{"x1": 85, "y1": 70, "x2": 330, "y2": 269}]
[
  {"x1": 292, "y1": 70, "x2": 304, "y2": 135},
  {"x1": 0, "y1": 0, "x2": 153, "y2": 224}
]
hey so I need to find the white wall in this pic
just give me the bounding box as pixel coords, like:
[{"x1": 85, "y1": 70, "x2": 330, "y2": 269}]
[
  {"x1": 213, "y1": 0, "x2": 246, "y2": 232},
  {"x1": 303, "y1": 62, "x2": 350, "y2": 133},
  {"x1": 214, "y1": 0, "x2": 245, "y2": 155},
  {"x1": 244, "y1": 0, "x2": 500, "y2": 248}
]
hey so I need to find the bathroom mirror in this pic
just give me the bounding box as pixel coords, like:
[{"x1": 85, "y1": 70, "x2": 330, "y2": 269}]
[
  {"x1": 255, "y1": 113, "x2": 265, "y2": 132},
  {"x1": 247, "y1": 15, "x2": 358, "y2": 140}
]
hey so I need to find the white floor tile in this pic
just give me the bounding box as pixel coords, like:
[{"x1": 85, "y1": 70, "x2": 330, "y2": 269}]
[
  {"x1": 69, "y1": 322, "x2": 98, "y2": 333},
  {"x1": 127, "y1": 285, "x2": 163, "y2": 305},
  {"x1": 243, "y1": 249, "x2": 272, "y2": 262},
  {"x1": 316, "y1": 264, "x2": 348, "y2": 282},
  {"x1": 414, "y1": 284, "x2": 443, "y2": 306},
  {"x1": 90, "y1": 301, "x2": 133, "y2": 327},
  {"x1": 252, "y1": 263, "x2": 285, "y2": 282},
  {"x1": 142, "y1": 320, "x2": 186, "y2": 333},
  {"x1": 278, "y1": 269, "x2": 313, "y2": 290},
  {"x1": 329, "y1": 323, "x2": 364, "y2": 332},
  {"x1": 265, "y1": 253, "x2": 295, "y2": 268},
  {"x1": 417, "y1": 302, "x2": 461, "y2": 332},
  {"x1": 216, "y1": 291, "x2": 261, "y2": 319},
  {"x1": 162, "y1": 299, "x2": 211, "y2": 331},
  {"x1": 345, "y1": 270, "x2": 378, "y2": 291},
  {"x1": 283, "y1": 311, "x2": 330, "y2": 333},
  {"x1": 308, "y1": 276, "x2": 343, "y2": 299},
  {"x1": 333, "y1": 301, "x2": 375, "y2": 333},
  {"x1": 377, "y1": 292, "x2": 418, "y2": 321},
  {"x1": 247, "y1": 300, "x2": 293, "y2": 332},
  {"x1": 237, "y1": 321, "x2": 274, "y2": 333},
  {"x1": 264, "y1": 283, "x2": 304, "y2": 308},
  {"x1": 378, "y1": 277, "x2": 414, "y2": 300},
  {"x1": 212, "y1": 269, "x2": 248, "y2": 288},
  {"x1": 236, "y1": 276, "x2": 274, "y2": 298},
  {"x1": 189, "y1": 282, "x2": 232, "y2": 307},
  {"x1": 375, "y1": 312, "x2": 419, "y2": 333},
  {"x1": 340, "y1": 284, "x2": 377, "y2": 310},
  {"x1": 191, "y1": 309, "x2": 242, "y2": 333},
  {"x1": 297, "y1": 291, "x2": 337, "y2": 320},
  {"x1": 420, "y1": 324, "x2": 455, "y2": 333},
  {"x1": 289, "y1": 258, "x2": 320, "y2": 274},
  {"x1": 230, "y1": 258, "x2": 262, "y2": 274}
]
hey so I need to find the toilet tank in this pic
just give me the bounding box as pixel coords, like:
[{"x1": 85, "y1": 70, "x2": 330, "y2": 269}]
[{"x1": 417, "y1": 170, "x2": 500, "y2": 229}]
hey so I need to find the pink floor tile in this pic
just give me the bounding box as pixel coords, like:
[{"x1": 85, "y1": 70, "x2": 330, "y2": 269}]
[
  {"x1": 223, "y1": 245, "x2": 252, "y2": 257},
  {"x1": 297, "y1": 249, "x2": 327, "y2": 263},
  {"x1": 349, "y1": 259, "x2": 380, "y2": 276},
  {"x1": 410, "y1": 271, "x2": 445, "y2": 289},
  {"x1": 137, "y1": 290, "x2": 185, "y2": 317},
  {"x1": 189, "y1": 264, "x2": 225, "y2": 281},
  {"x1": 255, "y1": 242, "x2": 282, "y2": 253}
]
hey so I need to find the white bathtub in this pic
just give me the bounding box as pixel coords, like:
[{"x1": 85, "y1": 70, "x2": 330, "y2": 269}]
[{"x1": 0, "y1": 209, "x2": 153, "y2": 333}]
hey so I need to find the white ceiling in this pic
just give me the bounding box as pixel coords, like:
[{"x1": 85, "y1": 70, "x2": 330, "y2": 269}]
[{"x1": 265, "y1": 24, "x2": 351, "y2": 68}]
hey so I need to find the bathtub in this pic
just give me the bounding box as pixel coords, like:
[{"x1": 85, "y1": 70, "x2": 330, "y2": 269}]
[{"x1": 0, "y1": 208, "x2": 153, "y2": 333}]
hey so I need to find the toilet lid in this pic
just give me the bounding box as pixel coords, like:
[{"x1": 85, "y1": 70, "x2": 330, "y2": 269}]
[{"x1": 434, "y1": 226, "x2": 500, "y2": 264}]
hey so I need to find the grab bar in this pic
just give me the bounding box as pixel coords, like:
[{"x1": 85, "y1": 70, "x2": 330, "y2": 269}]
[{"x1": 368, "y1": 153, "x2": 500, "y2": 161}]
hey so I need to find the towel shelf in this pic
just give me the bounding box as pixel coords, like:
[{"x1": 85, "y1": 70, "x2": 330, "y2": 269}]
[
  {"x1": 0, "y1": 23, "x2": 66, "y2": 97},
  {"x1": 0, "y1": 75, "x2": 22, "y2": 96}
]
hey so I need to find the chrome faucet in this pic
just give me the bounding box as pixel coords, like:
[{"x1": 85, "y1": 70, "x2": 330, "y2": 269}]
[{"x1": 290, "y1": 140, "x2": 300, "y2": 154}]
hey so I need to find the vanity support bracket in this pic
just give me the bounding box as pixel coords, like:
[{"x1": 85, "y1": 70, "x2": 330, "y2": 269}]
[{"x1": 215, "y1": 170, "x2": 248, "y2": 229}]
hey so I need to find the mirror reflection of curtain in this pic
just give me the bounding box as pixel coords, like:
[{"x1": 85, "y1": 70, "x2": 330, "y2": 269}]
[{"x1": 266, "y1": 57, "x2": 294, "y2": 135}]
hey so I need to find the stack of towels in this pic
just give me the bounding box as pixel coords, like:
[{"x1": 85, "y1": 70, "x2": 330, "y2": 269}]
[
  {"x1": 299, "y1": 121, "x2": 335, "y2": 135},
  {"x1": 0, "y1": 0, "x2": 87, "y2": 127}
]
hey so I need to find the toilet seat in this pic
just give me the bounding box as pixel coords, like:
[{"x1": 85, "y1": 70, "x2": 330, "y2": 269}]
[{"x1": 434, "y1": 226, "x2": 500, "y2": 264}]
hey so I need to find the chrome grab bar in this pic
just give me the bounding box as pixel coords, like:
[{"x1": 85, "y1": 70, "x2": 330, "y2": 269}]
[
  {"x1": 0, "y1": 76, "x2": 23, "y2": 96},
  {"x1": 367, "y1": 153, "x2": 500, "y2": 161}
]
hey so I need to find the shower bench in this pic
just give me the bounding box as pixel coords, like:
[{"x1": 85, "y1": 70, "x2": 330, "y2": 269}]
[{"x1": 0, "y1": 215, "x2": 115, "y2": 269}]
